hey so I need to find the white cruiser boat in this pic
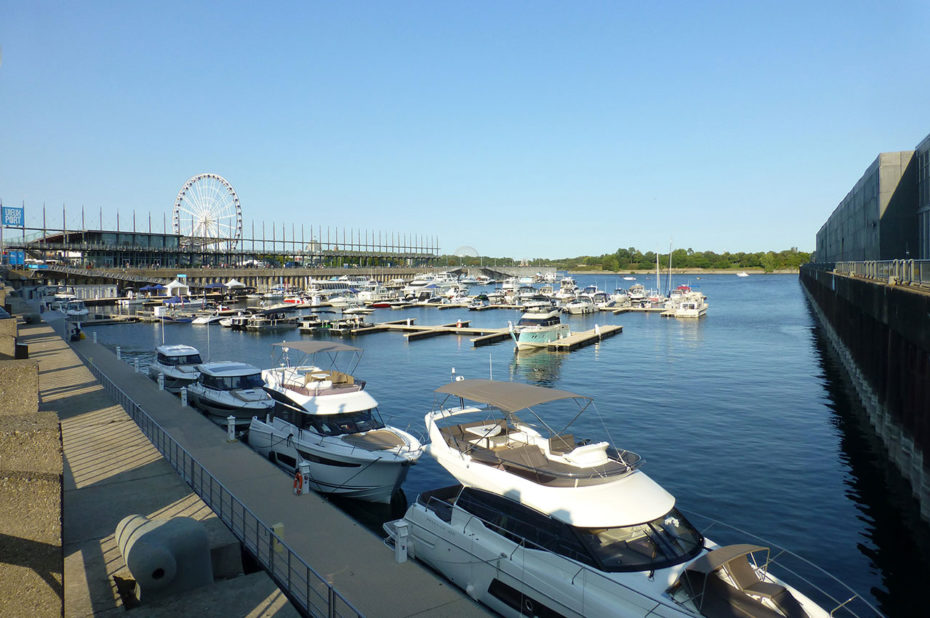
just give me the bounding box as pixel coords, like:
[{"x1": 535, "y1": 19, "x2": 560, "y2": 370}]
[
  {"x1": 187, "y1": 362, "x2": 274, "y2": 430},
  {"x1": 65, "y1": 299, "x2": 89, "y2": 319},
  {"x1": 385, "y1": 380, "x2": 872, "y2": 618},
  {"x1": 249, "y1": 341, "x2": 423, "y2": 503},
  {"x1": 562, "y1": 294, "x2": 596, "y2": 315},
  {"x1": 148, "y1": 344, "x2": 203, "y2": 393},
  {"x1": 509, "y1": 309, "x2": 570, "y2": 351}
]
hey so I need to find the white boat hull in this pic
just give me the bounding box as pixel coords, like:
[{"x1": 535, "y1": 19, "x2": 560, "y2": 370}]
[{"x1": 248, "y1": 417, "x2": 415, "y2": 503}]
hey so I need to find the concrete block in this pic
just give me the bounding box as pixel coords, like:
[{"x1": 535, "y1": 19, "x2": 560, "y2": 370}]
[
  {"x1": 0, "y1": 359, "x2": 39, "y2": 417},
  {"x1": 0, "y1": 317, "x2": 17, "y2": 338},
  {"x1": 0, "y1": 412, "x2": 62, "y2": 477}
]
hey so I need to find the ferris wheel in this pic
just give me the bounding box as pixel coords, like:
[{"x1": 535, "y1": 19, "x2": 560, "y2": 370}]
[{"x1": 173, "y1": 173, "x2": 243, "y2": 250}]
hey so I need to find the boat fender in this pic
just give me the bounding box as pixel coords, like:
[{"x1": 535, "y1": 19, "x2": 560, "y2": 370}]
[{"x1": 293, "y1": 471, "x2": 303, "y2": 495}]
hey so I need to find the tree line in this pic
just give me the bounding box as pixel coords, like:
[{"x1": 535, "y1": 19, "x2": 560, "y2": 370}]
[{"x1": 444, "y1": 247, "x2": 811, "y2": 272}]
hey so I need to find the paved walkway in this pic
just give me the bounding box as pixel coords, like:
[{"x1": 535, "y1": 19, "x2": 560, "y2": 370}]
[
  {"x1": 62, "y1": 330, "x2": 486, "y2": 616},
  {"x1": 18, "y1": 320, "x2": 297, "y2": 617}
]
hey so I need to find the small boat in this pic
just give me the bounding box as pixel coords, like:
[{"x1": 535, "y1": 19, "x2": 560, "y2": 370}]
[
  {"x1": 187, "y1": 361, "x2": 275, "y2": 430},
  {"x1": 737, "y1": 271, "x2": 750, "y2": 278},
  {"x1": 148, "y1": 344, "x2": 203, "y2": 392},
  {"x1": 64, "y1": 300, "x2": 89, "y2": 319},
  {"x1": 623, "y1": 276, "x2": 637, "y2": 281},
  {"x1": 250, "y1": 341, "x2": 423, "y2": 503},
  {"x1": 562, "y1": 294, "x2": 596, "y2": 315},
  {"x1": 509, "y1": 308, "x2": 570, "y2": 351},
  {"x1": 297, "y1": 314, "x2": 322, "y2": 333},
  {"x1": 385, "y1": 380, "x2": 870, "y2": 618},
  {"x1": 245, "y1": 311, "x2": 299, "y2": 332}
]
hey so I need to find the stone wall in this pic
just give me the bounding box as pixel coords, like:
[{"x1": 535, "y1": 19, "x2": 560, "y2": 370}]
[{"x1": 801, "y1": 265, "x2": 930, "y2": 519}]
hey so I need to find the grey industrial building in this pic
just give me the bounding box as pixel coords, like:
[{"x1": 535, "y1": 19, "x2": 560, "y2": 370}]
[{"x1": 816, "y1": 131, "x2": 930, "y2": 262}]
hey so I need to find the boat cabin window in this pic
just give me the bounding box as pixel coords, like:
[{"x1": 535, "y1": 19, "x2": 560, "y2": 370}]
[
  {"x1": 517, "y1": 316, "x2": 559, "y2": 327},
  {"x1": 575, "y1": 508, "x2": 704, "y2": 572},
  {"x1": 302, "y1": 409, "x2": 385, "y2": 436},
  {"x1": 456, "y1": 488, "x2": 703, "y2": 572},
  {"x1": 157, "y1": 353, "x2": 203, "y2": 366},
  {"x1": 456, "y1": 488, "x2": 590, "y2": 564},
  {"x1": 201, "y1": 372, "x2": 264, "y2": 390}
]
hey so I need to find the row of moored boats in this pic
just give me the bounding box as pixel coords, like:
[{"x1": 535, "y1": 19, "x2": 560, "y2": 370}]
[{"x1": 146, "y1": 341, "x2": 872, "y2": 618}]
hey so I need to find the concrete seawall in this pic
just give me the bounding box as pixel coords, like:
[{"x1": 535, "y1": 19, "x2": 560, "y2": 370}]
[{"x1": 800, "y1": 266, "x2": 930, "y2": 520}]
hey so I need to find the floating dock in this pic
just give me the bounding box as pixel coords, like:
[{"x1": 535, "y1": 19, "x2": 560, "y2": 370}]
[{"x1": 345, "y1": 320, "x2": 622, "y2": 351}]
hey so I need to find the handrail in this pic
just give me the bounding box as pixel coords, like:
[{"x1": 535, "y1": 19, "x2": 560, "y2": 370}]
[
  {"x1": 810, "y1": 259, "x2": 930, "y2": 288},
  {"x1": 75, "y1": 345, "x2": 364, "y2": 618},
  {"x1": 679, "y1": 509, "x2": 882, "y2": 618}
]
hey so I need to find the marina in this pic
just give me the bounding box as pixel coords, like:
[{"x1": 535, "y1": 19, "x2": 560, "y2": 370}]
[{"x1": 48, "y1": 273, "x2": 929, "y2": 616}]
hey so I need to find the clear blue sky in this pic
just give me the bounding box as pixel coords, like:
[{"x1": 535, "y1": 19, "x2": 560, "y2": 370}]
[{"x1": 2, "y1": 1, "x2": 929, "y2": 259}]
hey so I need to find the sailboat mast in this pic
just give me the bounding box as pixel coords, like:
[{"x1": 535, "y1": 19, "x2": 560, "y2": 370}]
[
  {"x1": 668, "y1": 242, "x2": 673, "y2": 296},
  {"x1": 655, "y1": 252, "x2": 660, "y2": 293}
]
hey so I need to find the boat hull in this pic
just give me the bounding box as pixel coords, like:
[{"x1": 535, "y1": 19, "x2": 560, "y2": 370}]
[{"x1": 248, "y1": 417, "x2": 414, "y2": 503}]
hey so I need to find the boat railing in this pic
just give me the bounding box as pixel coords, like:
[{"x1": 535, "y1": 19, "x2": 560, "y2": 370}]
[
  {"x1": 681, "y1": 508, "x2": 880, "y2": 618},
  {"x1": 79, "y1": 348, "x2": 364, "y2": 618},
  {"x1": 411, "y1": 490, "x2": 689, "y2": 617}
]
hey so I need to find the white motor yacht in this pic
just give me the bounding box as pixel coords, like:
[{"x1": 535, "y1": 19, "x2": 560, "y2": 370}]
[
  {"x1": 148, "y1": 344, "x2": 203, "y2": 392},
  {"x1": 563, "y1": 294, "x2": 596, "y2": 315},
  {"x1": 509, "y1": 308, "x2": 570, "y2": 351},
  {"x1": 64, "y1": 299, "x2": 89, "y2": 319},
  {"x1": 249, "y1": 341, "x2": 423, "y2": 503},
  {"x1": 385, "y1": 380, "x2": 871, "y2": 618},
  {"x1": 187, "y1": 362, "x2": 274, "y2": 430}
]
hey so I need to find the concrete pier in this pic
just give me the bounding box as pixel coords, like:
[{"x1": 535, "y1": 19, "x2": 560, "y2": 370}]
[
  {"x1": 60, "y1": 332, "x2": 486, "y2": 616},
  {"x1": 801, "y1": 265, "x2": 930, "y2": 521}
]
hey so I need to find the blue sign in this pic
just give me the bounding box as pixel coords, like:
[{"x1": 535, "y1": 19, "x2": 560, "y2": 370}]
[
  {"x1": 2, "y1": 206, "x2": 24, "y2": 228},
  {"x1": 3, "y1": 250, "x2": 24, "y2": 265}
]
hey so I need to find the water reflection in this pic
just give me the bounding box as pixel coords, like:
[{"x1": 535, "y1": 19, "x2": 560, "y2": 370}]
[
  {"x1": 808, "y1": 313, "x2": 930, "y2": 616},
  {"x1": 509, "y1": 349, "x2": 564, "y2": 386}
]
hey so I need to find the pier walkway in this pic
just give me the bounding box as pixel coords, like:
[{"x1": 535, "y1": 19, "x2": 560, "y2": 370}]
[
  {"x1": 16, "y1": 319, "x2": 298, "y2": 617},
  {"x1": 61, "y1": 331, "x2": 486, "y2": 616}
]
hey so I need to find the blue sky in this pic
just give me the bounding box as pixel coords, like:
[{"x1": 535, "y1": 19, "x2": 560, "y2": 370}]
[{"x1": 2, "y1": 1, "x2": 929, "y2": 258}]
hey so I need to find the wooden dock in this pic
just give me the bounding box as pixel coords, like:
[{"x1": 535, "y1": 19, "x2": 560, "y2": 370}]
[
  {"x1": 345, "y1": 319, "x2": 622, "y2": 351},
  {"x1": 545, "y1": 324, "x2": 622, "y2": 351},
  {"x1": 612, "y1": 306, "x2": 667, "y2": 314}
]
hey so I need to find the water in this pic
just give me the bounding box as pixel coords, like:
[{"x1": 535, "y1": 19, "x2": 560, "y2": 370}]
[{"x1": 92, "y1": 274, "x2": 930, "y2": 615}]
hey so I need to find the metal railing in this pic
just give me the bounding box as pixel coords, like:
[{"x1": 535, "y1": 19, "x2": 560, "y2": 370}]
[
  {"x1": 79, "y1": 352, "x2": 364, "y2": 618},
  {"x1": 829, "y1": 259, "x2": 930, "y2": 288}
]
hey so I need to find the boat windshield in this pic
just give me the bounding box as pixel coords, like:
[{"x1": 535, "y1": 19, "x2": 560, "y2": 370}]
[
  {"x1": 575, "y1": 508, "x2": 704, "y2": 572},
  {"x1": 304, "y1": 409, "x2": 385, "y2": 436},
  {"x1": 201, "y1": 372, "x2": 265, "y2": 391},
  {"x1": 158, "y1": 353, "x2": 203, "y2": 366},
  {"x1": 517, "y1": 316, "x2": 559, "y2": 327}
]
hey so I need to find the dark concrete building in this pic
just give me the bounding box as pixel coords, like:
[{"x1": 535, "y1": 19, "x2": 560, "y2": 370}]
[
  {"x1": 815, "y1": 130, "x2": 930, "y2": 263},
  {"x1": 917, "y1": 133, "x2": 930, "y2": 259}
]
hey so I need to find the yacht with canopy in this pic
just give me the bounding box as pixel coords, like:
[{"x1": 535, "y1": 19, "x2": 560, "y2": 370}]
[
  {"x1": 249, "y1": 340, "x2": 423, "y2": 503},
  {"x1": 384, "y1": 380, "x2": 873, "y2": 618}
]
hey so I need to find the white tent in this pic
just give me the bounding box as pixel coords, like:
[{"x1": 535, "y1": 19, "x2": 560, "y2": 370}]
[
  {"x1": 225, "y1": 278, "x2": 245, "y2": 288},
  {"x1": 165, "y1": 279, "x2": 190, "y2": 296}
]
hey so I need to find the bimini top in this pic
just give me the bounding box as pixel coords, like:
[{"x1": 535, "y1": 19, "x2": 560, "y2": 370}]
[
  {"x1": 272, "y1": 341, "x2": 361, "y2": 355},
  {"x1": 435, "y1": 379, "x2": 590, "y2": 413}
]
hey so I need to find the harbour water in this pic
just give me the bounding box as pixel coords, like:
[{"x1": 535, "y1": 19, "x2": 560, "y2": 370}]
[{"x1": 89, "y1": 273, "x2": 929, "y2": 615}]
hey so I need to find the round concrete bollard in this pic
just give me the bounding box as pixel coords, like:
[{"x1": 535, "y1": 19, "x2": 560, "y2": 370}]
[
  {"x1": 226, "y1": 415, "x2": 236, "y2": 441},
  {"x1": 116, "y1": 346, "x2": 121, "y2": 360},
  {"x1": 92, "y1": 331, "x2": 97, "y2": 344},
  {"x1": 157, "y1": 372, "x2": 165, "y2": 391},
  {"x1": 134, "y1": 358, "x2": 140, "y2": 373},
  {"x1": 115, "y1": 514, "x2": 213, "y2": 603},
  {"x1": 180, "y1": 387, "x2": 188, "y2": 407}
]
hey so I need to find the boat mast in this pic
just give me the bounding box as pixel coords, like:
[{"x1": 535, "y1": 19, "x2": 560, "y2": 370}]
[{"x1": 655, "y1": 252, "x2": 660, "y2": 293}]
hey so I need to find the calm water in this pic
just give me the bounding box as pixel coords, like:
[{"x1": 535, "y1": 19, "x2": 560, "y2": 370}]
[{"x1": 92, "y1": 274, "x2": 930, "y2": 615}]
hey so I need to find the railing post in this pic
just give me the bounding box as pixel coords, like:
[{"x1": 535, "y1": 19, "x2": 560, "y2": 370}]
[
  {"x1": 227, "y1": 415, "x2": 236, "y2": 441},
  {"x1": 180, "y1": 386, "x2": 188, "y2": 407},
  {"x1": 115, "y1": 345, "x2": 121, "y2": 360}
]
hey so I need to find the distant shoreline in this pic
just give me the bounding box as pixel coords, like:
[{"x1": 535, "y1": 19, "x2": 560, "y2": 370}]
[{"x1": 565, "y1": 268, "x2": 800, "y2": 275}]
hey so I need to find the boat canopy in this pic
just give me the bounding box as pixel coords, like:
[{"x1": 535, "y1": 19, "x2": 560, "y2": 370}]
[
  {"x1": 435, "y1": 379, "x2": 590, "y2": 413},
  {"x1": 684, "y1": 544, "x2": 768, "y2": 575},
  {"x1": 273, "y1": 341, "x2": 361, "y2": 355}
]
